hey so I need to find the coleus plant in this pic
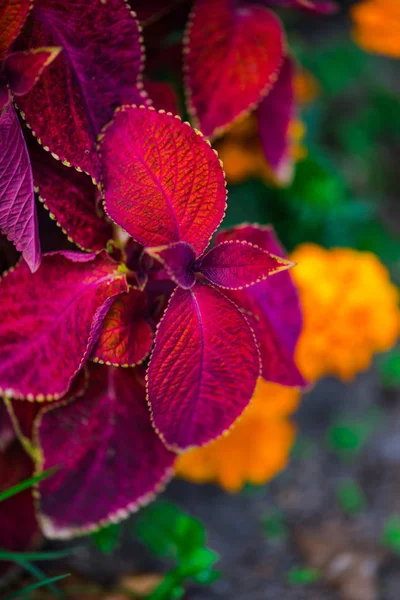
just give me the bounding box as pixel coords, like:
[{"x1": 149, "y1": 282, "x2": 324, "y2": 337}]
[{"x1": 0, "y1": 105, "x2": 306, "y2": 538}]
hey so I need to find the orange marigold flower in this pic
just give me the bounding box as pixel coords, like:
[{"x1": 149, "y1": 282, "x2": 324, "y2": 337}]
[
  {"x1": 292, "y1": 244, "x2": 400, "y2": 382},
  {"x1": 351, "y1": 0, "x2": 400, "y2": 58},
  {"x1": 175, "y1": 379, "x2": 300, "y2": 492}
]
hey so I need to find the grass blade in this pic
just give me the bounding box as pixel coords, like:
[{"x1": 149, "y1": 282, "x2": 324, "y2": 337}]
[{"x1": 3, "y1": 573, "x2": 70, "y2": 600}]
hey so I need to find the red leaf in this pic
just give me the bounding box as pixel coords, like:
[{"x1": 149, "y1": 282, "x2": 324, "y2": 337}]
[
  {"x1": 257, "y1": 56, "x2": 296, "y2": 184},
  {"x1": 185, "y1": 0, "x2": 284, "y2": 138},
  {"x1": 28, "y1": 137, "x2": 112, "y2": 252},
  {"x1": 92, "y1": 289, "x2": 153, "y2": 367},
  {"x1": 217, "y1": 225, "x2": 306, "y2": 387},
  {"x1": 16, "y1": 0, "x2": 147, "y2": 180},
  {"x1": 36, "y1": 365, "x2": 175, "y2": 538},
  {"x1": 0, "y1": 0, "x2": 32, "y2": 62},
  {"x1": 196, "y1": 240, "x2": 292, "y2": 289},
  {"x1": 145, "y1": 241, "x2": 196, "y2": 289},
  {"x1": 147, "y1": 281, "x2": 260, "y2": 450},
  {"x1": 100, "y1": 106, "x2": 226, "y2": 256},
  {"x1": 0, "y1": 251, "x2": 128, "y2": 400},
  {"x1": 0, "y1": 102, "x2": 40, "y2": 271},
  {"x1": 4, "y1": 47, "x2": 61, "y2": 96}
]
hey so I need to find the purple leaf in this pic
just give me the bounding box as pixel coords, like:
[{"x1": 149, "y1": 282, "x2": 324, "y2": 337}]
[
  {"x1": 0, "y1": 102, "x2": 40, "y2": 271},
  {"x1": 145, "y1": 242, "x2": 196, "y2": 289},
  {"x1": 36, "y1": 365, "x2": 175, "y2": 538},
  {"x1": 195, "y1": 240, "x2": 292, "y2": 289},
  {"x1": 217, "y1": 225, "x2": 306, "y2": 387},
  {"x1": 16, "y1": 0, "x2": 147, "y2": 179}
]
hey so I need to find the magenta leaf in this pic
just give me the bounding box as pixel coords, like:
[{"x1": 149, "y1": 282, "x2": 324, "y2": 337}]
[
  {"x1": 195, "y1": 240, "x2": 292, "y2": 289},
  {"x1": 16, "y1": 0, "x2": 147, "y2": 180},
  {"x1": 28, "y1": 136, "x2": 112, "y2": 252},
  {"x1": 35, "y1": 365, "x2": 175, "y2": 538},
  {"x1": 147, "y1": 281, "x2": 260, "y2": 450},
  {"x1": 217, "y1": 225, "x2": 306, "y2": 387},
  {"x1": 0, "y1": 251, "x2": 128, "y2": 400},
  {"x1": 0, "y1": 102, "x2": 40, "y2": 272},
  {"x1": 145, "y1": 242, "x2": 196, "y2": 289},
  {"x1": 92, "y1": 289, "x2": 153, "y2": 367},
  {"x1": 3, "y1": 47, "x2": 61, "y2": 96},
  {"x1": 257, "y1": 56, "x2": 296, "y2": 184},
  {"x1": 100, "y1": 106, "x2": 227, "y2": 256},
  {"x1": 185, "y1": 0, "x2": 284, "y2": 138}
]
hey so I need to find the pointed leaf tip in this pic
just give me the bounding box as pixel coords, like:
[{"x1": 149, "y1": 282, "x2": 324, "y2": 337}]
[
  {"x1": 196, "y1": 240, "x2": 292, "y2": 289},
  {"x1": 147, "y1": 282, "x2": 260, "y2": 450}
]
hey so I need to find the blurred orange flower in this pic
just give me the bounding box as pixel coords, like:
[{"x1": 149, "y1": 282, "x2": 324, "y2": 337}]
[
  {"x1": 351, "y1": 0, "x2": 400, "y2": 58},
  {"x1": 292, "y1": 244, "x2": 400, "y2": 382},
  {"x1": 175, "y1": 379, "x2": 300, "y2": 492}
]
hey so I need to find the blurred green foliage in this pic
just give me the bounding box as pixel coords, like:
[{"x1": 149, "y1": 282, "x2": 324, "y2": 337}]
[
  {"x1": 132, "y1": 502, "x2": 219, "y2": 599},
  {"x1": 286, "y1": 566, "x2": 321, "y2": 585},
  {"x1": 381, "y1": 516, "x2": 400, "y2": 554},
  {"x1": 92, "y1": 523, "x2": 121, "y2": 555},
  {"x1": 262, "y1": 509, "x2": 288, "y2": 542},
  {"x1": 336, "y1": 479, "x2": 366, "y2": 515}
]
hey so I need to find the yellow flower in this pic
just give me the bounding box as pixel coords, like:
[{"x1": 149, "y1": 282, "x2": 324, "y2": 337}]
[
  {"x1": 175, "y1": 379, "x2": 300, "y2": 492},
  {"x1": 291, "y1": 244, "x2": 400, "y2": 382},
  {"x1": 351, "y1": 0, "x2": 400, "y2": 58}
]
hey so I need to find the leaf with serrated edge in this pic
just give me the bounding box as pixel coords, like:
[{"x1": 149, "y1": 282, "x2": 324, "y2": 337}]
[
  {"x1": 147, "y1": 281, "x2": 260, "y2": 450},
  {"x1": 28, "y1": 136, "x2": 112, "y2": 252},
  {"x1": 195, "y1": 240, "x2": 292, "y2": 289},
  {"x1": 0, "y1": 251, "x2": 127, "y2": 400},
  {"x1": 16, "y1": 0, "x2": 147, "y2": 179},
  {"x1": 92, "y1": 289, "x2": 153, "y2": 367},
  {"x1": 185, "y1": 0, "x2": 284, "y2": 138},
  {"x1": 100, "y1": 106, "x2": 227, "y2": 256},
  {"x1": 216, "y1": 225, "x2": 306, "y2": 388},
  {"x1": 35, "y1": 364, "x2": 175, "y2": 538}
]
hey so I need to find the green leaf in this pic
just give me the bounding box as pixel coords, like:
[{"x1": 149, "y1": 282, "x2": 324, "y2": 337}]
[
  {"x1": 178, "y1": 548, "x2": 218, "y2": 578},
  {"x1": 381, "y1": 516, "x2": 400, "y2": 553},
  {"x1": 378, "y1": 349, "x2": 400, "y2": 388},
  {"x1": 0, "y1": 548, "x2": 80, "y2": 562},
  {"x1": 336, "y1": 480, "x2": 366, "y2": 515},
  {"x1": 193, "y1": 568, "x2": 221, "y2": 585},
  {"x1": 133, "y1": 502, "x2": 205, "y2": 560},
  {"x1": 287, "y1": 567, "x2": 321, "y2": 586},
  {"x1": 3, "y1": 573, "x2": 70, "y2": 600},
  {"x1": 0, "y1": 469, "x2": 54, "y2": 502},
  {"x1": 92, "y1": 523, "x2": 120, "y2": 555}
]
